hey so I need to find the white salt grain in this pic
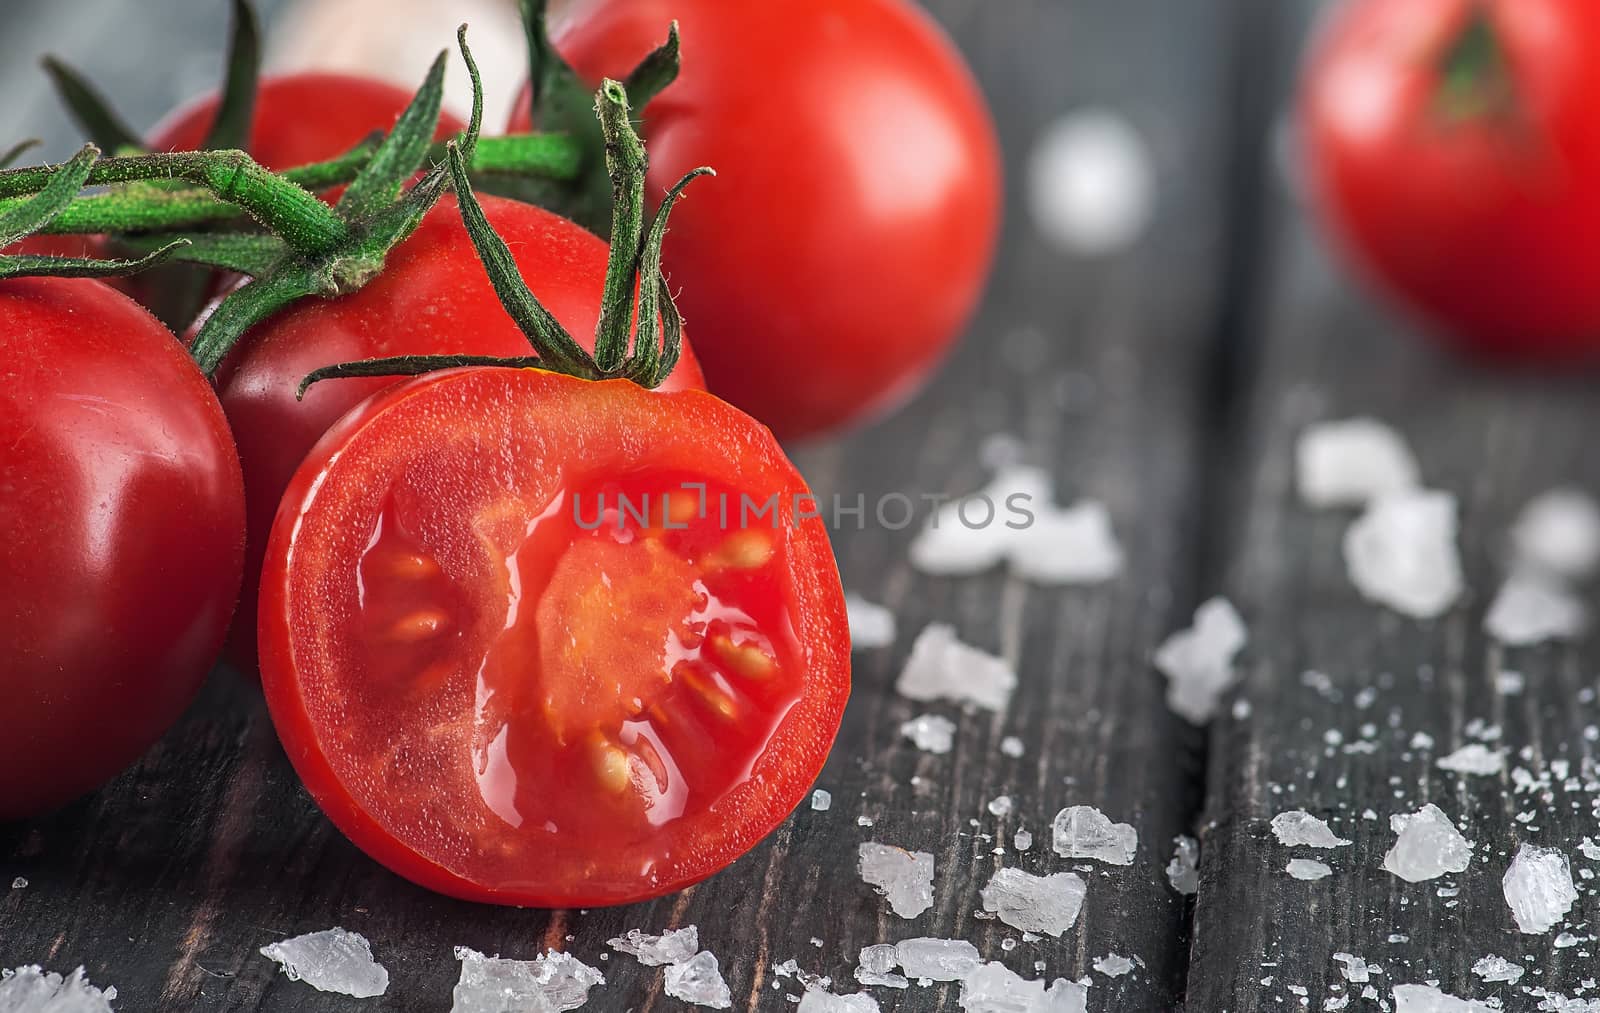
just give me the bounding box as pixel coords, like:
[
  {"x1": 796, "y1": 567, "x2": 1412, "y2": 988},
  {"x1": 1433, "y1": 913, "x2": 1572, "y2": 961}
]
[
  {"x1": 1436, "y1": 744, "x2": 1505, "y2": 777},
  {"x1": 0, "y1": 966, "x2": 117, "y2": 1012},
  {"x1": 1485, "y1": 572, "x2": 1588, "y2": 646},
  {"x1": 1052, "y1": 805, "x2": 1137, "y2": 865},
  {"x1": 1270, "y1": 810, "x2": 1352, "y2": 849},
  {"x1": 893, "y1": 938, "x2": 981, "y2": 982},
  {"x1": 1512, "y1": 488, "x2": 1600, "y2": 580},
  {"x1": 845, "y1": 594, "x2": 897, "y2": 650},
  {"x1": 260, "y1": 928, "x2": 388, "y2": 998},
  {"x1": 1392, "y1": 984, "x2": 1493, "y2": 1012},
  {"x1": 859, "y1": 843, "x2": 935, "y2": 918},
  {"x1": 855, "y1": 945, "x2": 908, "y2": 990},
  {"x1": 1166, "y1": 836, "x2": 1200, "y2": 895},
  {"x1": 812, "y1": 790, "x2": 833, "y2": 812},
  {"x1": 1382, "y1": 804, "x2": 1472, "y2": 882},
  {"x1": 1286, "y1": 859, "x2": 1332, "y2": 881},
  {"x1": 607, "y1": 927, "x2": 699, "y2": 967},
  {"x1": 1503, "y1": 843, "x2": 1578, "y2": 934},
  {"x1": 663, "y1": 951, "x2": 732, "y2": 1010},
  {"x1": 1297, "y1": 418, "x2": 1420, "y2": 508},
  {"x1": 1013, "y1": 829, "x2": 1034, "y2": 852},
  {"x1": 9, "y1": 877, "x2": 24, "y2": 890},
  {"x1": 1007, "y1": 500, "x2": 1124, "y2": 586},
  {"x1": 1000, "y1": 736, "x2": 1026, "y2": 758},
  {"x1": 959, "y1": 961, "x2": 1088, "y2": 1013},
  {"x1": 1471, "y1": 955, "x2": 1524, "y2": 984},
  {"x1": 1154, "y1": 597, "x2": 1248, "y2": 724},
  {"x1": 798, "y1": 987, "x2": 880, "y2": 1013},
  {"x1": 451, "y1": 947, "x2": 604, "y2": 1013},
  {"x1": 979, "y1": 868, "x2": 1086, "y2": 937},
  {"x1": 897, "y1": 624, "x2": 1017, "y2": 713},
  {"x1": 1344, "y1": 491, "x2": 1464, "y2": 619},
  {"x1": 1028, "y1": 109, "x2": 1153, "y2": 255},
  {"x1": 1332, "y1": 953, "x2": 1371, "y2": 984},
  {"x1": 1093, "y1": 954, "x2": 1134, "y2": 977},
  {"x1": 987, "y1": 796, "x2": 1013, "y2": 817},
  {"x1": 901, "y1": 714, "x2": 958, "y2": 754}
]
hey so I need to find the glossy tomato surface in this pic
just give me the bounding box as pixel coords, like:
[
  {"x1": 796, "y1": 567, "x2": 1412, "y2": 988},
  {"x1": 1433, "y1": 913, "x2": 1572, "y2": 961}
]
[
  {"x1": 511, "y1": 0, "x2": 1002, "y2": 439},
  {"x1": 0, "y1": 278, "x2": 244, "y2": 820},
  {"x1": 1302, "y1": 0, "x2": 1600, "y2": 357},
  {"x1": 216, "y1": 194, "x2": 704, "y2": 670},
  {"x1": 259, "y1": 367, "x2": 849, "y2": 905},
  {"x1": 150, "y1": 72, "x2": 466, "y2": 170}
]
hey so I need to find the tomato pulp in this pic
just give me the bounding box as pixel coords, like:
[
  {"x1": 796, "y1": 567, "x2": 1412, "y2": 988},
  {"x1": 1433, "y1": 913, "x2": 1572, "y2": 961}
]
[
  {"x1": 1301, "y1": 0, "x2": 1600, "y2": 357},
  {"x1": 0, "y1": 278, "x2": 244, "y2": 819},
  {"x1": 511, "y1": 0, "x2": 1002, "y2": 439},
  {"x1": 259, "y1": 368, "x2": 849, "y2": 904},
  {"x1": 216, "y1": 194, "x2": 705, "y2": 671}
]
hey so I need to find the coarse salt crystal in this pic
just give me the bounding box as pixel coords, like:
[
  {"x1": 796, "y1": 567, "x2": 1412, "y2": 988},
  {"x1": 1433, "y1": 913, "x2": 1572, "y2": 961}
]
[
  {"x1": 1344, "y1": 490, "x2": 1463, "y2": 619},
  {"x1": 855, "y1": 945, "x2": 908, "y2": 990},
  {"x1": 1166, "y1": 836, "x2": 1199, "y2": 895},
  {"x1": 1391, "y1": 983, "x2": 1493, "y2": 1012},
  {"x1": 1512, "y1": 489, "x2": 1600, "y2": 580},
  {"x1": 451, "y1": 947, "x2": 604, "y2": 1013},
  {"x1": 1485, "y1": 572, "x2": 1588, "y2": 646},
  {"x1": 901, "y1": 714, "x2": 958, "y2": 754},
  {"x1": 1154, "y1": 597, "x2": 1248, "y2": 724},
  {"x1": 811, "y1": 789, "x2": 832, "y2": 812},
  {"x1": 1296, "y1": 418, "x2": 1420, "y2": 508},
  {"x1": 260, "y1": 928, "x2": 389, "y2": 998},
  {"x1": 893, "y1": 939, "x2": 981, "y2": 982},
  {"x1": 0, "y1": 966, "x2": 117, "y2": 1012},
  {"x1": 1470, "y1": 954, "x2": 1523, "y2": 984},
  {"x1": 1027, "y1": 109, "x2": 1153, "y2": 255},
  {"x1": 1093, "y1": 954, "x2": 1134, "y2": 977},
  {"x1": 1270, "y1": 810, "x2": 1351, "y2": 848},
  {"x1": 1382, "y1": 804, "x2": 1472, "y2": 882},
  {"x1": 1286, "y1": 859, "x2": 1332, "y2": 881},
  {"x1": 798, "y1": 987, "x2": 880, "y2": 1012},
  {"x1": 859, "y1": 843, "x2": 935, "y2": 918},
  {"x1": 958, "y1": 961, "x2": 1089, "y2": 1013},
  {"x1": 663, "y1": 951, "x2": 732, "y2": 1009},
  {"x1": 979, "y1": 868, "x2": 1086, "y2": 937},
  {"x1": 897, "y1": 624, "x2": 1016, "y2": 712},
  {"x1": 607, "y1": 927, "x2": 698, "y2": 967},
  {"x1": 1503, "y1": 843, "x2": 1578, "y2": 934},
  {"x1": 845, "y1": 594, "x2": 897, "y2": 650},
  {"x1": 1436, "y1": 744, "x2": 1505, "y2": 776},
  {"x1": 1052, "y1": 805, "x2": 1137, "y2": 865}
]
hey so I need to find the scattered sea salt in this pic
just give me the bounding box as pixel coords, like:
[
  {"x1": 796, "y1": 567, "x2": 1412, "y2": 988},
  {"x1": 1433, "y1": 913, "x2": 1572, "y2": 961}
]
[
  {"x1": 1485, "y1": 572, "x2": 1588, "y2": 646},
  {"x1": 663, "y1": 951, "x2": 732, "y2": 1010},
  {"x1": 855, "y1": 945, "x2": 909, "y2": 990},
  {"x1": 1382, "y1": 805, "x2": 1472, "y2": 882},
  {"x1": 1008, "y1": 500, "x2": 1125, "y2": 585},
  {"x1": 1471, "y1": 955, "x2": 1524, "y2": 984},
  {"x1": 607, "y1": 927, "x2": 698, "y2": 967},
  {"x1": 1296, "y1": 418, "x2": 1420, "y2": 508},
  {"x1": 799, "y1": 987, "x2": 880, "y2": 1013},
  {"x1": 812, "y1": 789, "x2": 833, "y2": 812},
  {"x1": 1333, "y1": 953, "x2": 1372, "y2": 984},
  {"x1": 988, "y1": 796, "x2": 1013, "y2": 817},
  {"x1": 1512, "y1": 489, "x2": 1600, "y2": 579},
  {"x1": 1027, "y1": 108, "x2": 1153, "y2": 255},
  {"x1": 845, "y1": 594, "x2": 897, "y2": 650},
  {"x1": 959, "y1": 961, "x2": 1088, "y2": 1013},
  {"x1": 260, "y1": 928, "x2": 388, "y2": 998},
  {"x1": 0, "y1": 966, "x2": 116, "y2": 1012},
  {"x1": 896, "y1": 624, "x2": 1017, "y2": 712},
  {"x1": 1154, "y1": 597, "x2": 1248, "y2": 724},
  {"x1": 859, "y1": 843, "x2": 935, "y2": 918},
  {"x1": 1000, "y1": 736, "x2": 1026, "y2": 758},
  {"x1": 893, "y1": 938, "x2": 981, "y2": 982},
  {"x1": 1093, "y1": 954, "x2": 1134, "y2": 977},
  {"x1": 901, "y1": 714, "x2": 958, "y2": 754},
  {"x1": 1496, "y1": 670, "x2": 1525, "y2": 695},
  {"x1": 1392, "y1": 984, "x2": 1492, "y2": 1012},
  {"x1": 1270, "y1": 810, "x2": 1352, "y2": 848},
  {"x1": 1503, "y1": 843, "x2": 1578, "y2": 934},
  {"x1": 979, "y1": 868, "x2": 1086, "y2": 937},
  {"x1": 1014, "y1": 829, "x2": 1034, "y2": 852},
  {"x1": 1436, "y1": 744, "x2": 1505, "y2": 776},
  {"x1": 1344, "y1": 491, "x2": 1464, "y2": 618},
  {"x1": 1286, "y1": 859, "x2": 1332, "y2": 881},
  {"x1": 1052, "y1": 805, "x2": 1137, "y2": 865},
  {"x1": 451, "y1": 947, "x2": 604, "y2": 1013},
  {"x1": 1166, "y1": 836, "x2": 1199, "y2": 895}
]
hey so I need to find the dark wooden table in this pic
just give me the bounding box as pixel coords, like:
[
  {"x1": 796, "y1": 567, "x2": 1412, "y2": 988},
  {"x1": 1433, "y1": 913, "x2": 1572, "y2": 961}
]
[{"x1": 6, "y1": 1, "x2": 1599, "y2": 1010}]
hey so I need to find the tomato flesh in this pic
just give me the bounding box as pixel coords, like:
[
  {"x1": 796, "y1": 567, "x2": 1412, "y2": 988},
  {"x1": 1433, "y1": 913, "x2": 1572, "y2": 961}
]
[{"x1": 260, "y1": 368, "x2": 847, "y2": 904}]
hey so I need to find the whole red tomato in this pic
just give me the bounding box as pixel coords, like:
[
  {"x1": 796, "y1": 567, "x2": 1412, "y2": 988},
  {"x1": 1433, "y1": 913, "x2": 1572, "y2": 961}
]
[
  {"x1": 0, "y1": 278, "x2": 244, "y2": 819},
  {"x1": 259, "y1": 366, "x2": 849, "y2": 905},
  {"x1": 215, "y1": 194, "x2": 705, "y2": 670},
  {"x1": 151, "y1": 72, "x2": 466, "y2": 169},
  {"x1": 1302, "y1": 0, "x2": 1600, "y2": 357},
  {"x1": 510, "y1": 0, "x2": 1002, "y2": 440}
]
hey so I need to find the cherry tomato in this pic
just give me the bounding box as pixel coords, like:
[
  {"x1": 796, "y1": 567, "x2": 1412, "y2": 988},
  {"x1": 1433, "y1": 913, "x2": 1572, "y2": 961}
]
[
  {"x1": 215, "y1": 194, "x2": 705, "y2": 670},
  {"x1": 1301, "y1": 0, "x2": 1600, "y2": 357},
  {"x1": 150, "y1": 72, "x2": 466, "y2": 170},
  {"x1": 0, "y1": 278, "x2": 244, "y2": 820},
  {"x1": 258, "y1": 366, "x2": 849, "y2": 905},
  {"x1": 510, "y1": 0, "x2": 1002, "y2": 439}
]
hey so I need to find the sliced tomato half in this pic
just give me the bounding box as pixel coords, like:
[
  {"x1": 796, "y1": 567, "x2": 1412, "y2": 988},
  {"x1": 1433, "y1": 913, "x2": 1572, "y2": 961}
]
[{"x1": 258, "y1": 367, "x2": 849, "y2": 906}]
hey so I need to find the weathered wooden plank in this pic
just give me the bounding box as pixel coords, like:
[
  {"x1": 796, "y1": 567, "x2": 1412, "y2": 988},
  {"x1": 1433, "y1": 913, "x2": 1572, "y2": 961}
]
[
  {"x1": 1, "y1": 1, "x2": 1243, "y2": 1009},
  {"x1": 1186, "y1": 3, "x2": 1600, "y2": 1009}
]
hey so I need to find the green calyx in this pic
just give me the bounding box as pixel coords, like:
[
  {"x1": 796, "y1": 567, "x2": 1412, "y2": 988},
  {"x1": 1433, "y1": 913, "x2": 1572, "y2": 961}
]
[
  {"x1": 1435, "y1": 7, "x2": 1518, "y2": 124},
  {"x1": 299, "y1": 79, "x2": 713, "y2": 399}
]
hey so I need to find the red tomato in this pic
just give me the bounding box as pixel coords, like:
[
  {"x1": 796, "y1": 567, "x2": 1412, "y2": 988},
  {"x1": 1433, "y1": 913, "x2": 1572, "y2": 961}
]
[
  {"x1": 1301, "y1": 0, "x2": 1600, "y2": 357},
  {"x1": 215, "y1": 194, "x2": 705, "y2": 670},
  {"x1": 150, "y1": 72, "x2": 466, "y2": 170},
  {"x1": 0, "y1": 278, "x2": 244, "y2": 819},
  {"x1": 510, "y1": 0, "x2": 1002, "y2": 439},
  {"x1": 258, "y1": 366, "x2": 849, "y2": 905}
]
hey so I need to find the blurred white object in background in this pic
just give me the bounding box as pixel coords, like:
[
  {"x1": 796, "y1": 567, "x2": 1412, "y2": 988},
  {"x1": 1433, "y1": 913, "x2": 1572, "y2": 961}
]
[
  {"x1": 1027, "y1": 108, "x2": 1153, "y2": 256},
  {"x1": 267, "y1": 0, "x2": 527, "y2": 127}
]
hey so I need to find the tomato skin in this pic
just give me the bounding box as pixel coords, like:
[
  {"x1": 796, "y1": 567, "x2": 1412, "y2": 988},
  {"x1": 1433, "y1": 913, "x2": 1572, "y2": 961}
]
[
  {"x1": 510, "y1": 0, "x2": 1002, "y2": 439},
  {"x1": 1301, "y1": 0, "x2": 1600, "y2": 357},
  {"x1": 259, "y1": 368, "x2": 848, "y2": 906},
  {"x1": 0, "y1": 278, "x2": 244, "y2": 820},
  {"x1": 149, "y1": 72, "x2": 466, "y2": 170},
  {"x1": 214, "y1": 194, "x2": 704, "y2": 670}
]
